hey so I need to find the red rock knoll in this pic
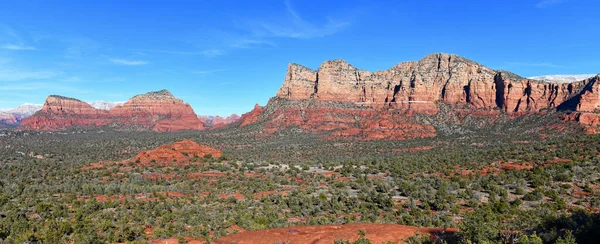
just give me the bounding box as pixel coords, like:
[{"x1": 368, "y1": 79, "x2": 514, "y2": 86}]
[
  {"x1": 132, "y1": 140, "x2": 222, "y2": 166},
  {"x1": 213, "y1": 223, "x2": 455, "y2": 244},
  {"x1": 20, "y1": 90, "x2": 206, "y2": 132}
]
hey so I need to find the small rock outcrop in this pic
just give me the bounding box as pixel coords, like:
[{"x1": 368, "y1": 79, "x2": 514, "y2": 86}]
[
  {"x1": 131, "y1": 140, "x2": 222, "y2": 165},
  {"x1": 20, "y1": 90, "x2": 206, "y2": 132}
]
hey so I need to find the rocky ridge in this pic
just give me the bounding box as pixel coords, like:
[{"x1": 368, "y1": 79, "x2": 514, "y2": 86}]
[
  {"x1": 276, "y1": 53, "x2": 590, "y2": 113},
  {"x1": 241, "y1": 53, "x2": 600, "y2": 138}
]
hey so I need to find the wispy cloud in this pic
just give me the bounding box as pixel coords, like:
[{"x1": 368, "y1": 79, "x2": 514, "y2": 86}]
[
  {"x1": 506, "y1": 62, "x2": 570, "y2": 68},
  {"x1": 134, "y1": 48, "x2": 226, "y2": 58},
  {"x1": 249, "y1": 0, "x2": 351, "y2": 39},
  {"x1": 0, "y1": 82, "x2": 48, "y2": 91},
  {"x1": 0, "y1": 68, "x2": 60, "y2": 81},
  {"x1": 0, "y1": 82, "x2": 90, "y2": 94},
  {"x1": 191, "y1": 69, "x2": 226, "y2": 75},
  {"x1": 1, "y1": 44, "x2": 36, "y2": 50},
  {"x1": 109, "y1": 58, "x2": 148, "y2": 66},
  {"x1": 230, "y1": 39, "x2": 277, "y2": 49},
  {"x1": 536, "y1": 0, "x2": 567, "y2": 8}
]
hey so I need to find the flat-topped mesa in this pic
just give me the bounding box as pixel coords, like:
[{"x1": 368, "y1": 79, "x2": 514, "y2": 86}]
[{"x1": 274, "y1": 53, "x2": 589, "y2": 114}]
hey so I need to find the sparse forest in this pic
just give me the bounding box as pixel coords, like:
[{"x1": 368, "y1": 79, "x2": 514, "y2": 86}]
[{"x1": 0, "y1": 114, "x2": 599, "y2": 243}]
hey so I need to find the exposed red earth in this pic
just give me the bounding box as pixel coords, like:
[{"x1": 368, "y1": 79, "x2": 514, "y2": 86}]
[
  {"x1": 212, "y1": 223, "x2": 456, "y2": 244},
  {"x1": 20, "y1": 90, "x2": 206, "y2": 132}
]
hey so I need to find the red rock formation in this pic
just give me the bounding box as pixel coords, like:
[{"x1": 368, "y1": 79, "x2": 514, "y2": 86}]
[
  {"x1": 131, "y1": 140, "x2": 222, "y2": 166},
  {"x1": 257, "y1": 103, "x2": 435, "y2": 141},
  {"x1": 83, "y1": 140, "x2": 222, "y2": 169},
  {"x1": 212, "y1": 114, "x2": 240, "y2": 127},
  {"x1": 250, "y1": 53, "x2": 600, "y2": 138},
  {"x1": 276, "y1": 54, "x2": 586, "y2": 114},
  {"x1": 20, "y1": 90, "x2": 206, "y2": 132},
  {"x1": 556, "y1": 75, "x2": 600, "y2": 132},
  {"x1": 198, "y1": 114, "x2": 241, "y2": 128},
  {"x1": 239, "y1": 104, "x2": 264, "y2": 127}
]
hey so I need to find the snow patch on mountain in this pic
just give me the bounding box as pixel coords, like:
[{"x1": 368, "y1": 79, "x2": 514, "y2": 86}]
[
  {"x1": 528, "y1": 74, "x2": 596, "y2": 83},
  {"x1": 87, "y1": 101, "x2": 125, "y2": 110}
]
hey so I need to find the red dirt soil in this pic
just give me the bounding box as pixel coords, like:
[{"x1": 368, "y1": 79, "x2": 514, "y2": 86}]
[{"x1": 212, "y1": 223, "x2": 456, "y2": 244}]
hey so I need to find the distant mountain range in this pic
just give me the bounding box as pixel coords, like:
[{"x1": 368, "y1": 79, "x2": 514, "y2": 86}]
[
  {"x1": 87, "y1": 101, "x2": 126, "y2": 110},
  {"x1": 528, "y1": 74, "x2": 596, "y2": 83},
  {"x1": 0, "y1": 100, "x2": 237, "y2": 129}
]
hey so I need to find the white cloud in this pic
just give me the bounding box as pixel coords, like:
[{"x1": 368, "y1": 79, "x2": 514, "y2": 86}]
[
  {"x1": 230, "y1": 39, "x2": 277, "y2": 49},
  {"x1": 536, "y1": 0, "x2": 567, "y2": 8},
  {"x1": 109, "y1": 58, "x2": 148, "y2": 66},
  {"x1": 1, "y1": 44, "x2": 36, "y2": 50},
  {"x1": 249, "y1": 0, "x2": 351, "y2": 39}
]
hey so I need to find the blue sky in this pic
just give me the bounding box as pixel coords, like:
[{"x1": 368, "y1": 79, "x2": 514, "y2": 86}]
[{"x1": 0, "y1": 0, "x2": 598, "y2": 116}]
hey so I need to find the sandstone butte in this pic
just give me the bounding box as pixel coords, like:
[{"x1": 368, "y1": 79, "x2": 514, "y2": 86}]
[
  {"x1": 19, "y1": 90, "x2": 206, "y2": 132},
  {"x1": 237, "y1": 53, "x2": 600, "y2": 138}
]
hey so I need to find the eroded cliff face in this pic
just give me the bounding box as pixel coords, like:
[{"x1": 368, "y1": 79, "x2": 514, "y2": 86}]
[
  {"x1": 20, "y1": 90, "x2": 205, "y2": 132},
  {"x1": 276, "y1": 53, "x2": 586, "y2": 114},
  {"x1": 557, "y1": 75, "x2": 600, "y2": 132},
  {"x1": 250, "y1": 53, "x2": 600, "y2": 138}
]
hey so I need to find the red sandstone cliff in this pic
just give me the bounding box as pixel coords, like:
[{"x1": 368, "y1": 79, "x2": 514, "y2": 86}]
[
  {"x1": 246, "y1": 53, "x2": 600, "y2": 138},
  {"x1": 277, "y1": 53, "x2": 589, "y2": 113},
  {"x1": 20, "y1": 90, "x2": 206, "y2": 132}
]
